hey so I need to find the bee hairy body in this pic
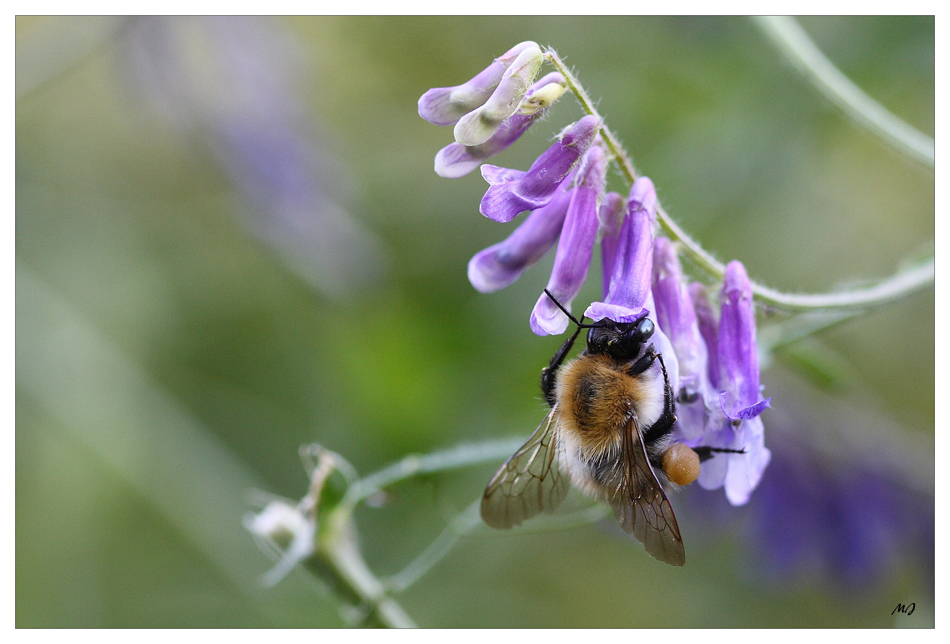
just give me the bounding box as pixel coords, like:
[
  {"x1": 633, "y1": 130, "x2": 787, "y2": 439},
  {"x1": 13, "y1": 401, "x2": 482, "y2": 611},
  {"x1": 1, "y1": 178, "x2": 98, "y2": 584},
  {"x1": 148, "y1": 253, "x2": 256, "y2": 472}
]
[{"x1": 556, "y1": 352, "x2": 669, "y2": 498}]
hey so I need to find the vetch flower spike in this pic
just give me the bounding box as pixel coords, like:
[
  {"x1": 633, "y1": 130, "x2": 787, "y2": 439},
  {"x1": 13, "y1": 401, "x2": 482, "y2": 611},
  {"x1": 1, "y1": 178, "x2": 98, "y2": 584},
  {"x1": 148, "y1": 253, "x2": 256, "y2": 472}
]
[
  {"x1": 585, "y1": 176, "x2": 658, "y2": 323},
  {"x1": 418, "y1": 41, "x2": 539, "y2": 126},
  {"x1": 529, "y1": 145, "x2": 607, "y2": 335},
  {"x1": 717, "y1": 260, "x2": 772, "y2": 506},
  {"x1": 468, "y1": 175, "x2": 573, "y2": 293},
  {"x1": 435, "y1": 73, "x2": 566, "y2": 179},
  {"x1": 453, "y1": 45, "x2": 544, "y2": 146},
  {"x1": 479, "y1": 115, "x2": 599, "y2": 223}
]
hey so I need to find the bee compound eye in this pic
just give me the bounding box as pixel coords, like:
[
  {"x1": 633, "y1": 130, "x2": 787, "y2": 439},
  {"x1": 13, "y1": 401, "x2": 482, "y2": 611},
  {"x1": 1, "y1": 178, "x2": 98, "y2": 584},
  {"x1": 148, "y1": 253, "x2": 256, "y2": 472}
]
[
  {"x1": 661, "y1": 444, "x2": 700, "y2": 486},
  {"x1": 636, "y1": 317, "x2": 654, "y2": 340}
]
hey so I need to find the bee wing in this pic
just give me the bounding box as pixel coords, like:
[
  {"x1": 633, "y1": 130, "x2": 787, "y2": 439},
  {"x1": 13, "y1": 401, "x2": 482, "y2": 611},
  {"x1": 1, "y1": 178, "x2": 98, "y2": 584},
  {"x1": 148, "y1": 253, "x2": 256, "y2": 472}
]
[
  {"x1": 481, "y1": 405, "x2": 570, "y2": 529},
  {"x1": 609, "y1": 415, "x2": 686, "y2": 566}
]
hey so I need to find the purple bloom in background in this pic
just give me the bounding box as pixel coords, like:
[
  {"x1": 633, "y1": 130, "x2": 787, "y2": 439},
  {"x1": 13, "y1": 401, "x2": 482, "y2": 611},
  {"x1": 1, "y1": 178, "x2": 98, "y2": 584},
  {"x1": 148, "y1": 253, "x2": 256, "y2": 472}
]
[
  {"x1": 529, "y1": 145, "x2": 606, "y2": 336},
  {"x1": 122, "y1": 16, "x2": 386, "y2": 299},
  {"x1": 453, "y1": 45, "x2": 544, "y2": 147},
  {"x1": 434, "y1": 73, "x2": 566, "y2": 179},
  {"x1": 418, "y1": 41, "x2": 539, "y2": 127},
  {"x1": 468, "y1": 176, "x2": 573, "y2": 293},
  {"x1": 685, "y1": 391, "x2": 933, "y2": 591},
  {"x1": 652, "y1": 237, "x2": 713, "y2": 441},
  {"x1": 479, "y1": 115, "x2": 599, "y2": 223}
]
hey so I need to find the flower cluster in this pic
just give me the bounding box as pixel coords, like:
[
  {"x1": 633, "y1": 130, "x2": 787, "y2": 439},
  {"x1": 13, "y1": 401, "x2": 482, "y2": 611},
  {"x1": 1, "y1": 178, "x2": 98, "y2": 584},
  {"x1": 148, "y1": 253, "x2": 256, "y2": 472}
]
[{"x1": 419, "y1": 43, "x2": 771, "y2": 504}]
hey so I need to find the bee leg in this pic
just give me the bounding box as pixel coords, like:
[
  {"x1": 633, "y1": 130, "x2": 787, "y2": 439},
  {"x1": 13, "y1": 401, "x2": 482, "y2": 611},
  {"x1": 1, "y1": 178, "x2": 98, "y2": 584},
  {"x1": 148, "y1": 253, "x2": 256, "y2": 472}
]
[
  {"x1": 626, "y1": 344, "x2": 659, "y2": 377},
  {"x1": 692, "y1": 446, "x2": 747, "y2": 463},
  {"x1": 540, "y1": 323, "x2": 584, "y2": 407}
]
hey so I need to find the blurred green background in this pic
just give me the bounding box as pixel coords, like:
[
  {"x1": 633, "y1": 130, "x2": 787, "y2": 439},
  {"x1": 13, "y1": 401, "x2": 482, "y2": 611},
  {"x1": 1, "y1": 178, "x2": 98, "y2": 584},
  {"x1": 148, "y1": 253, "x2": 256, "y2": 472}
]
[{"x1": 16, "y1": 16, "x2": 933, "y2": 628}]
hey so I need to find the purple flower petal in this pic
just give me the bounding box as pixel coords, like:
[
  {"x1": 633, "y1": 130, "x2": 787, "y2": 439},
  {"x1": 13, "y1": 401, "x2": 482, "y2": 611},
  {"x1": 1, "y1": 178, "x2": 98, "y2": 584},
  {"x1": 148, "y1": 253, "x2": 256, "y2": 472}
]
[
  {"x1": 583, "y1": 302, "x2": 649, "y2": 324},
  {"x1": 718, "y1": 260, "x2": 762, "y2": 412},
  {"x1": 479, "y1": 115, "x2": 599, "y2": 223},
  {"x1": 481, "y1": 165, "x2": 524, "y2": 185},
  {"x1": 584, "y1": 176, "x2": 656, "y2": 322},
  {"x1": 690, "y1": 282, "x2": 720, "y2": 390},
  {"x1": 529, "y1": 145, "x2": 606, "y2": 335},
  {"x1": 597, "y1": 191, "x2": 624, "y2": 298},
  {"x1": 695, "y1": 260, "x2": 772, "y2": 506},
  {"x1": 434, "y1": 73, "x2": 566, "y2": 179},
  {"x1": 724, "y1": 417, "x2": 772, "y2": 506},
  {"x1": 652, "y1": 237, "x2": 709, "y2": 394},
  {"x1": 454, "y1": 45, "x2": 544, "y2": 146},
  {"x1": 719, "y1": 394, "x2": 772, "y2": 421},
  {"x1": 467, "y1": 182, "x2": 572, "y2": 293},
  {"x1": 418, "y1": 41, "x2": 538, "y2": 126}
]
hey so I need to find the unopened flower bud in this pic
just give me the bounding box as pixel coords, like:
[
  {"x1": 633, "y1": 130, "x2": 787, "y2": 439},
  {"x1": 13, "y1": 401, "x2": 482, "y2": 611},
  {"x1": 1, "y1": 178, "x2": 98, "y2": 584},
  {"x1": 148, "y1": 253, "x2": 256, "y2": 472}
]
[
  {"x1": 453, "y1": 45, "x2": 544, "y2": 146},
  {"x1": 434, "y1": 73, "x2": 566, "y2": 179},
  {"x1": 418, "y1": 41, "x2": 539, "y2": 126}
]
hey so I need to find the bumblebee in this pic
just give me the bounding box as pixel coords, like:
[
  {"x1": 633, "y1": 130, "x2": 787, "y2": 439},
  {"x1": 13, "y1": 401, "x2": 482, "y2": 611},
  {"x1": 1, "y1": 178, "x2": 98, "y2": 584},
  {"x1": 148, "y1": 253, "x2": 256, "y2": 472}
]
[{"x1": 481, "y1": 291, "x2": 737, "y2": 566}]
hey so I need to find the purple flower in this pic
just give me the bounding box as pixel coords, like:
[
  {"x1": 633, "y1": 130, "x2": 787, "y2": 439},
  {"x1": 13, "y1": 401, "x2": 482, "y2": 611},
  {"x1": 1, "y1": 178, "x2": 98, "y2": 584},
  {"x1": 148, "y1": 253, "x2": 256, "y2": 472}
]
[
  {"x1": 528, "y1": 146, "x2": 606, "y2": 336},
  {"x1": 585, "y1": 176, "x2": 657, "y2": 324},
  {"x1": 467, "y1": 176, "x2": 573, "y2": 293},
  {"x1": 418, "y1": 41, "x2": 539, "y2": 127},
  {"x1": 479, "y1": 115, "x2": 599, "y2": 223},
  {"x1": 702, "y1": 261, "x2": 772, "y2": 506},
  {"x1": 453, "y1": 45, "x2": 544, "y2": 146},
  {"x1": 434, "y1": 73, "x2": 566, "y2": 179},
  {"x1": 583, "y1": 176, "x2": 680, "y2": 391},
  {"x1": 719, "y1": 261, "x2": 771, "y2": 421},
  {"x1": 597, "y1": 191, "x2": 625, "y2": 298},
  {"x1": 652, "y1": 238, "x2": 713, "y2": 441},
  {"x1": 690, "y1": 282, "x2": 720, "y2": 390}
]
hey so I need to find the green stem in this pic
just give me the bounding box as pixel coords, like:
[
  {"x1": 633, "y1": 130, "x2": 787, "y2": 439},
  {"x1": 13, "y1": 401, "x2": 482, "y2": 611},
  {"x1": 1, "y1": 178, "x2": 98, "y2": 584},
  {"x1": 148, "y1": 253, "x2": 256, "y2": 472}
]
[
  {"x1": 544, "y1": 49, "x2": 935, "y2": 313},
  {"x1": 342, "y1": 437, "x2": 524, "y2": 509},
  {"x1": 753, "y1": 16, "x2": 934, "y2": 168},
  {"x1": 385, "y1": 500, "x2": 483, "y2": 593}
]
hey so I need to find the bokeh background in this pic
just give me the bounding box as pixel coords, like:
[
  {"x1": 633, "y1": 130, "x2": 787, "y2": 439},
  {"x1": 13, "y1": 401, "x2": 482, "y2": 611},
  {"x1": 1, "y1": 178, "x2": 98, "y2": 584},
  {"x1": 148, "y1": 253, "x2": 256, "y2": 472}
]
[{"x1": 16, "y1": 16, "x2": 934, "y2": 628}]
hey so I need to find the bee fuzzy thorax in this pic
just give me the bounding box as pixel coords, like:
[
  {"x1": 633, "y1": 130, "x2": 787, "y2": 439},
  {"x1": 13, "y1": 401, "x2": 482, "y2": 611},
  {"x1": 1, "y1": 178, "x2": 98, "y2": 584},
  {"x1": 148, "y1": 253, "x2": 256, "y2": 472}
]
[{"x1": 555, "y1": 353, "x2": 664, "y2": 455}]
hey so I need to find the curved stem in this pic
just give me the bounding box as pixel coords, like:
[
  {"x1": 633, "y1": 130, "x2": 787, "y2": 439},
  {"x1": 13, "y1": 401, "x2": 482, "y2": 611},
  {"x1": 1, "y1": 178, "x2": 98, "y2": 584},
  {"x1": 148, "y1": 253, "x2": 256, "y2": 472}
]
[
  {"x1": 342, "y1": 437, "x2": 525, "y2": 509},
  {"x1": 386, "y1": 500, "x2": 483, "y2": 593},
  {"x1": 753, "y1": 16, "x2": 934, "y2": 168},
  {"x1": 544, "y1": 49, "x2": 935, "y2": 313}
]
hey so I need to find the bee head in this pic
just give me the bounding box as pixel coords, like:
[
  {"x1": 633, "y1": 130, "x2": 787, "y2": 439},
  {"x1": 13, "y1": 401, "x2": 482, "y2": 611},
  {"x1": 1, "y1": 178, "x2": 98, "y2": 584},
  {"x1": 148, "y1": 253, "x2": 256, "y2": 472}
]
[{"x1": 587, "y1": 315, "x2": 654, "y2": 360}]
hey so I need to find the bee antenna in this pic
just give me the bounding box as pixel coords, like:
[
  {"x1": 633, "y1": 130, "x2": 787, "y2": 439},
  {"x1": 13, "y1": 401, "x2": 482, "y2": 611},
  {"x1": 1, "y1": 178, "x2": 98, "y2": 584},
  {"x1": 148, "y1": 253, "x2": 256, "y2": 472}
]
[{"x1": 543, "y1": 289, "x2": 603, "y2": 329}]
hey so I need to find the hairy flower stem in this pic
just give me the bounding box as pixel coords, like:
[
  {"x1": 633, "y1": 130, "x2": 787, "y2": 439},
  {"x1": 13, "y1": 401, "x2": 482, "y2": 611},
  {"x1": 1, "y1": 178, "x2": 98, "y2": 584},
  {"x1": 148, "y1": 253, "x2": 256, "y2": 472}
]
[{"x1": 544, "y1": 49, "x2": 934, "y2": 314}]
